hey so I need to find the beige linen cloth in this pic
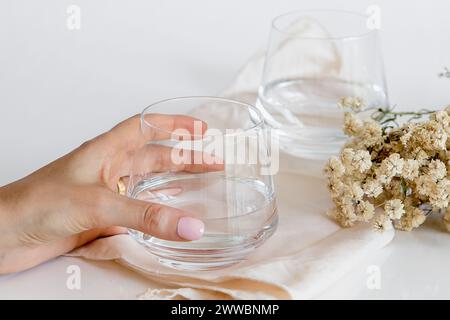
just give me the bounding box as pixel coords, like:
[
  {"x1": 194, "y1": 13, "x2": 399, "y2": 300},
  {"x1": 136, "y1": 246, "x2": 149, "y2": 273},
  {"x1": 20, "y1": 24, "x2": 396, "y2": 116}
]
[{"x1": 68, "y1": 19, "x2": 394, "y2": 300}]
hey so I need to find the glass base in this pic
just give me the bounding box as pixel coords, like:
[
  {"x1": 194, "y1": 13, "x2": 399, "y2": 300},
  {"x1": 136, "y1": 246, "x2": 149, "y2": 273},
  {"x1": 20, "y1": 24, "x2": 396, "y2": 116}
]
[
  {"x1": 129, "y1": 215, "x2": 278, "y2": 271},
  {"x1": 128, "y1": 173, "x2": 278, "y2": 271},
  {"x1": 256, "y1": 76, "x2": 386, "y2": 160},
  {"x1": 278, "y1": 133, "x2": 346, "y2": 160}
]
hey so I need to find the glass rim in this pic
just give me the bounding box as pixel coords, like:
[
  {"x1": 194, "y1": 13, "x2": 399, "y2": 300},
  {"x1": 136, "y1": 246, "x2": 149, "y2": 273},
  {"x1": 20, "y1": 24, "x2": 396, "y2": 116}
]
[
  {"x1": 141, "y1": 96, "x2": 264, "y2": 137},
  {"x1": 271, "y1": 9, "x2": 377, "y2": 41}
]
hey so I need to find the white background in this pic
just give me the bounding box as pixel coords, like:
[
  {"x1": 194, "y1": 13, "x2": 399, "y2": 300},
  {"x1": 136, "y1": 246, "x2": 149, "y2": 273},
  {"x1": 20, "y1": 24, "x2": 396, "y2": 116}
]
[{"x1": 0, "y1": 0, "x2": 450, "y2": 299}]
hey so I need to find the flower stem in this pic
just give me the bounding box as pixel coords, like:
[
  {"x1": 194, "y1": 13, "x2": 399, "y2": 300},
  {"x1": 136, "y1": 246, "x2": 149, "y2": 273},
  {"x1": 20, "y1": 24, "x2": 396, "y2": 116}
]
[{"x1": 369, "y1": 107, "x2": 435, "y2": 127}]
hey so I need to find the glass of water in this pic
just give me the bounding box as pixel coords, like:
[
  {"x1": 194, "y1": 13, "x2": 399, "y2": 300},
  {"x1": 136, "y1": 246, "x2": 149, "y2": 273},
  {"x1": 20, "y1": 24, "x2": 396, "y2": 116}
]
[
  {"x1": 257, "y1": 9, "x2": 388, "y2": 160},
  {"x1": 127, "y1": 97, "x2": 278, "y2": 271}
]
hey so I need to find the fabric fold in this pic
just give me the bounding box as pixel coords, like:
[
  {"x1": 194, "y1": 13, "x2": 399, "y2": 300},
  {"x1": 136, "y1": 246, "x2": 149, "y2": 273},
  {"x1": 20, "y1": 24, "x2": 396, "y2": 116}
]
[{"x1": 68, "y1": 218, "x2": 393, "y2": 299}]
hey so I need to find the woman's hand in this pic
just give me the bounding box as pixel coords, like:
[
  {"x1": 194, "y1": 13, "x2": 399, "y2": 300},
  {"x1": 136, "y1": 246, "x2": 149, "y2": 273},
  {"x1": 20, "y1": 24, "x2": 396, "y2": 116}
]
[{"x1": 0, "y1": 114, "x2": 215, "y2": 274}]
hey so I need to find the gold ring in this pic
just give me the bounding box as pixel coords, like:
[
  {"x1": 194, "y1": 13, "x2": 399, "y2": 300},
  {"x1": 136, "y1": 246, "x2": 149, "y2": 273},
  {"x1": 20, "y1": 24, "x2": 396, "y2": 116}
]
[{"x1": 116, "y1": 177, "x2": 126, "y2": 195}]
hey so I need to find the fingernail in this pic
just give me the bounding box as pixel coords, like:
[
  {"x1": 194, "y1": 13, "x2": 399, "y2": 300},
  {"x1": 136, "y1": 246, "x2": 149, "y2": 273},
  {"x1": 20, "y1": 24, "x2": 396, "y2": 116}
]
[{"x1": 177, "y1": 217, "x2": 205, "y2": 240}]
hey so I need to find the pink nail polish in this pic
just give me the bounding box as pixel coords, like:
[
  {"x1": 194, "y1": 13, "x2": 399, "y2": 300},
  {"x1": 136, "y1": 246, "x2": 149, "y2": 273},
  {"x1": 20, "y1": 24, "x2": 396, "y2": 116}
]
[{"x1": 177, "y1": 217, "x2": 205, "y2": 240}]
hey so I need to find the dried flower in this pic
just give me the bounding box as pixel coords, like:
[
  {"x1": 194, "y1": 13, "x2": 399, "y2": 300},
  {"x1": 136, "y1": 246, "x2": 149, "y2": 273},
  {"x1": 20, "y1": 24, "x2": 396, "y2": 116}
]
[
  {"x1": 325, "y1": 102, "x2": 450, "y2": 233},
  {"x1": 376, "y1": 153, "x2": 403, "y2": 184},
  {"x1": 324, "y1": 156, "x2": 345, "y2": 178},
  {"x1": 427, "y1": 159, "x2": 446, "y2": 181},
  {"x1": 353, "y1": 150, "x2": 372, "y2": 173},
  {"x1": 338, "y1": 96, "x2": 364, "y2": 111},
  {"x1": 343, "y1": 112, "x2": 363, "y2": 136},
  {"x1": 402, "y1": 159, "x2": 420, "y2": 180},
  {"x1": 327, "y1": 177, "x2": 344, "y2": 198},
  {"x1": 429, "y1": 178, "x2": 450, "y2": 209},
  {"x1": 432, "y1": 110, "x2": 450, "y2": 127},
  {"x1": 356, "y1": 200, "x2": 375, "y2": 221},
  {"x1": 410, "y1": 147, "x2": 429, "y2": 163},
  {"x1": 394, "y1": 206, "x2": 426, "y2": 231},
  {"x1": 415, "y1": 175, "x2": 435, "y2": 197},
  {"x1": 363, "y1": 179, "x2": 383, "y2": 198},
  {"x1": 343, "y1": 182, "x2": 364, "y2": 200},
  {"x1": 359, "y1": 121, "x2": 383, "y2": 148},
  {"x1": 373, "y1": 214, "x2": 393, "y2": 233},
  {"x1": 384, "y1": 199, "x2": 405, "y2": 220}
]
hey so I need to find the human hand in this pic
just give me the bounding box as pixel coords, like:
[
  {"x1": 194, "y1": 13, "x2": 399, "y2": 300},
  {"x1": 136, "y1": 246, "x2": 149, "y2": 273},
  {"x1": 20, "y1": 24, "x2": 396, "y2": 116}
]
[{"x1": 0, "y1": 114, "x2": 220, "y2": 274}]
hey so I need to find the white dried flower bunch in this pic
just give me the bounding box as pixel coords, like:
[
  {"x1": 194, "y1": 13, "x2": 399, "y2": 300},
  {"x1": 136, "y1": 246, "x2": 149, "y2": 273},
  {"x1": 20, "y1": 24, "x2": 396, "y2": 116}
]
[{"x1": 325, "y1": 104, "x2": 450, "y2": 233}]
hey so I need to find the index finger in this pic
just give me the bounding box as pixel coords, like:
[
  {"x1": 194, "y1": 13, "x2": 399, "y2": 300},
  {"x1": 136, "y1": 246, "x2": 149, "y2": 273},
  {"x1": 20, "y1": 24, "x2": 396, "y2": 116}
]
[{"x1": 106, "y1": 113, "x2": 207, "y2": 150}]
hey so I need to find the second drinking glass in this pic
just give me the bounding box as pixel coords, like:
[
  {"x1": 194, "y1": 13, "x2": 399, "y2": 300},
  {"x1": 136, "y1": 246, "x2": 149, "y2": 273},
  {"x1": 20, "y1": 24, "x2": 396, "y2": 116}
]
[{"x1": 257, "y1": 9, "x2": 388, "y2": 160}]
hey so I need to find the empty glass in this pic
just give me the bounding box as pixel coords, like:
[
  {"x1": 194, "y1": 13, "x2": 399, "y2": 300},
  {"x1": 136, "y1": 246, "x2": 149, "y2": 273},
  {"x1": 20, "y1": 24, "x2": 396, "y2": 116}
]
[
  {"x1": 257, "y1": 9, "x2": 388, "y2": 160},
  {"x1": 127, "y1": 97, "x2": 278, "y2": 270}
]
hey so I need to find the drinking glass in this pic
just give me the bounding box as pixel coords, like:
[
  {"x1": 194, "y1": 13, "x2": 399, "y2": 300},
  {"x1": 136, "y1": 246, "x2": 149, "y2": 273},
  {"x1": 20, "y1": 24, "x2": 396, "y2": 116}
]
[
  {"x1": 127, "y1": 97, "x2": 278, "y2": 271},
  {"x1": 257, "y1": 9, "x2": 388, "y2": 160}
]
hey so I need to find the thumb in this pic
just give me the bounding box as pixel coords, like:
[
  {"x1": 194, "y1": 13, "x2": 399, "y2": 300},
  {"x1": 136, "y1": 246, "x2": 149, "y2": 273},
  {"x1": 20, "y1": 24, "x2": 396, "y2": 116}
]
[{"x1": 94, "y1": 190, "x2": 205, "y2": 241}]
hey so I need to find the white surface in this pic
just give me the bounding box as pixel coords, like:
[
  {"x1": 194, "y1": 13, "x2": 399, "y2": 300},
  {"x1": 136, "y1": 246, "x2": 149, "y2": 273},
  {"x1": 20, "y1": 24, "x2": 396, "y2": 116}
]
[{"x1": 1, "y1": 0, "x2": 450, "y2": 299}]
